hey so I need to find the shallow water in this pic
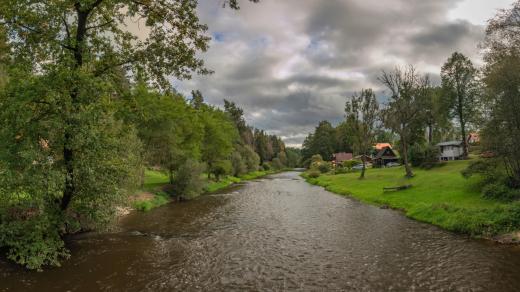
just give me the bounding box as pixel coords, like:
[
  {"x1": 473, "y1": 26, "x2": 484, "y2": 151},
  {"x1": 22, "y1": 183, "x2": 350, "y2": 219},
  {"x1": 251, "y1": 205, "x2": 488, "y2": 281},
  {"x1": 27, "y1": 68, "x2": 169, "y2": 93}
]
[{"x1": 1, "y1": 171, "x2": 520, "y2": 291}]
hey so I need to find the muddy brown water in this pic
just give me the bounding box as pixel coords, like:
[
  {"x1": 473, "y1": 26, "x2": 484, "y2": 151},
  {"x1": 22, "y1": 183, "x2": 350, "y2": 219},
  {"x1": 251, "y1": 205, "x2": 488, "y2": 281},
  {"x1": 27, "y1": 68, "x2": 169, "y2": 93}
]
[{"x1": 1, "y1": 171, "x2": 520, "y2": 291}]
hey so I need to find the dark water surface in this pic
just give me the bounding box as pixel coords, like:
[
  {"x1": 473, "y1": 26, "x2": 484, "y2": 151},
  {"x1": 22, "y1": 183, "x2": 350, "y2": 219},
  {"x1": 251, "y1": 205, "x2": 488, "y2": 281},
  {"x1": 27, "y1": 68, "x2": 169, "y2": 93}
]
[{"x1": 1, "y1": 172, "x2": 520, "y2": 291}]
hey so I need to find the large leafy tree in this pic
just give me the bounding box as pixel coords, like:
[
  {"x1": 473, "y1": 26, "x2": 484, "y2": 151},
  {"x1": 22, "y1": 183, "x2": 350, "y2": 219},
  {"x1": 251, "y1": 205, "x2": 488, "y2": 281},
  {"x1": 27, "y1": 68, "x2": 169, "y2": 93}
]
[
  {"x1": 0, "y1": 0, "x2": 216, "y2": 269},
  {"x1": 481, "y1": 1, "x2": 520, "y2": 187},
  {"x1": 345, "y1": 88, "x2": 379, "y2": 179},
  {"x1": 379, "y1": 66, "x2": 429, "y2": 178},
  {"x1": 441, "y1": 52, "x2": 480, "y2": 158}
]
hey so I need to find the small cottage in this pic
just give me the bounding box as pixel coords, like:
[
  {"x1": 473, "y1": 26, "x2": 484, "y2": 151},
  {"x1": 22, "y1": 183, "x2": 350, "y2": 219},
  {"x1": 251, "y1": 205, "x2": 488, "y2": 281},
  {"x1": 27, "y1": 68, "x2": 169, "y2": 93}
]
[
  {"x1": 332, "y1": 152, "x2": 353, "y2": 166},
  {"x1": 437, "y1": 141, "x2": 464, "y2": 161},
  {"x1": 373, "y1": 147, "x2": 399, "y2": 167}
]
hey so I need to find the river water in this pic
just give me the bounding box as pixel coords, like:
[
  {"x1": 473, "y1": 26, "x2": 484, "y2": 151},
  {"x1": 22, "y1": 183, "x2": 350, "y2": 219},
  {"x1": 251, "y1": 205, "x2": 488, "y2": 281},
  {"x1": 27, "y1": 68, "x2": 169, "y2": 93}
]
[{"x1": 1, "y1": 171, "x2": 520, "y2": 291}]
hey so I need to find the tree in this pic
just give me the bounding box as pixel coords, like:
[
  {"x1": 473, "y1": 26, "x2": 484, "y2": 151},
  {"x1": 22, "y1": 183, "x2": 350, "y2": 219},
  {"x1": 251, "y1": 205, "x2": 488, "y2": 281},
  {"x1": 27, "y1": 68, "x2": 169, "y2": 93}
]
[
  {"x1": 480, "y1": 2, "x2": 520, "y2": 187},
  {"x1": 122, "y1": 85, "x2": 203, "y2": 184},
  {"x1": 441, "y1": 52, "x2": 480, "y2": 158},
  {"x1": 422, "y1": 86, "x2": 451, "y2": 145},
  {"x1": 200, "y1": 106, "x2": 238, "y2": 179},
  {"x1": 334, "y1": 121, "x2": 354, "y2": 153},
  {"x1": 0, "y1": 0, "x2": 211, "y2": 213},
  {"x1": 345, "y1": 89, "x2": 379, "y2": 179},
  {"x1": 379, "y1": 66, "x2": 429, "y2": 177}
]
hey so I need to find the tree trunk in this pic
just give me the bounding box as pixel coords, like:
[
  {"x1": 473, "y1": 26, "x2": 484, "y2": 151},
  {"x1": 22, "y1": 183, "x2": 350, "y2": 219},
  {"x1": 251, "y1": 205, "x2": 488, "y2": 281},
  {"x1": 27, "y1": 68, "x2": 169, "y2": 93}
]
[
  {"x1": 428, "y1": 124, "x2": 433, "y2": 145},
  {"x1": 60, "y1": 9, "x2": 89, "y2": 211},
  {"x1": 359, "y1": 156, "x2": 366, "y2": 179},
  {"x1": 458, "y1": 95, "x2": 468, "y2": 159},
  {"x1": 401, "y1": 135, "x2": 414, "y2": 177}
]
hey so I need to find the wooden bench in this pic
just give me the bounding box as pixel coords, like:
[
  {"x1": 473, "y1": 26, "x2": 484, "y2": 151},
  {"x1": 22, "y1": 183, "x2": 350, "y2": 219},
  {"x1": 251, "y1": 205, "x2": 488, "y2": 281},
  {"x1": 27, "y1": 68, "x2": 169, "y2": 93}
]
[{"x1": 383, "y1": 184, "x2": 412, "y2": 192}]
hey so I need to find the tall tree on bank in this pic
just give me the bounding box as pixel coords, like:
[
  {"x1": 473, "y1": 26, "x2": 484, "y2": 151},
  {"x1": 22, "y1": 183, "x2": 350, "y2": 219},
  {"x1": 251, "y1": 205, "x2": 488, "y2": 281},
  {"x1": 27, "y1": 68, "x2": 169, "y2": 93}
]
[
  {"x1": 345, "y1": 89, "x2": 379, "y2": 179},
  {"x1": 379, "y1": 66, "x2": 429, "y2": 178},
  {"x1": 0, "y1": 0, "x2": 211, "y2": 213},
  {"x1": 481, "y1": 1, "x2": 520, "y2": 187},
  {"x1": 441, "y1": 52, "x2": 480, "y2": 158}
]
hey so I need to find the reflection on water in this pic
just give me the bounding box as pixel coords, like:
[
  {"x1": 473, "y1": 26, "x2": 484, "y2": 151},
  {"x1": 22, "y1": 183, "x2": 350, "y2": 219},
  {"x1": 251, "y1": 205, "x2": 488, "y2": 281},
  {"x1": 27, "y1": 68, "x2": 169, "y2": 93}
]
[{"x1": 1, "y1": 172, "x2": 520, "y2": 291}]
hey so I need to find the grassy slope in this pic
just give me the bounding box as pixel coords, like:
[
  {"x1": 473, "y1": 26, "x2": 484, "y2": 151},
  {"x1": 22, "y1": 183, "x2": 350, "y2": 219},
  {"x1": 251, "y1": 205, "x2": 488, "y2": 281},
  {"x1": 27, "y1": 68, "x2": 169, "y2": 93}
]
[
  {"x1": 304, "y1": 160, "x2": 520, "y2": 237},
  {"x1": 139, "y1": 169, "x2": 278, "y2": 201}
]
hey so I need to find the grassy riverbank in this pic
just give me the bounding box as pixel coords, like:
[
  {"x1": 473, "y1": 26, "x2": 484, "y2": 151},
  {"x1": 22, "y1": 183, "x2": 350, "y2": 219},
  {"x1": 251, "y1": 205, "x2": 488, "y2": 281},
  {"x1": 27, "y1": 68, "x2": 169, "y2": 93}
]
[
  {"x1": 130, "y1": 169, "x2": 280, "y2": 211},
  {"x1": 303, "y1": 160, "x2": 520, "y2": 239}
]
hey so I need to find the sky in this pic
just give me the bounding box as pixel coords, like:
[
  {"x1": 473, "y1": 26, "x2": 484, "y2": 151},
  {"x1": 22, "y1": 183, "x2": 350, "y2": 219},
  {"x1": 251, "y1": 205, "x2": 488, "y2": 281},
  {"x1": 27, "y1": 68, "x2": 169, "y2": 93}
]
[{"x1": 174, "y1": 0, "x2": 516, "y2": 147}]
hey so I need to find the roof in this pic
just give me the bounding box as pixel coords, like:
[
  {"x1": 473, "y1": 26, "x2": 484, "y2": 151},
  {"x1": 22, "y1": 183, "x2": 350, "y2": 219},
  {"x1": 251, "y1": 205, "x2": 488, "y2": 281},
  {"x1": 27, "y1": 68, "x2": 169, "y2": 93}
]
[
  {"x1": 374, "y1": 143, "x2": 392, "y2": 150},
  {"x1": 374, "y1": 147, "x2": 397, "y2": 159},
  {"x1": 437, "y1": 140, "x2": 463, "y2": 147},
  {"x1": 333, "y1": 152, "x2": 353, "y2": 162}
]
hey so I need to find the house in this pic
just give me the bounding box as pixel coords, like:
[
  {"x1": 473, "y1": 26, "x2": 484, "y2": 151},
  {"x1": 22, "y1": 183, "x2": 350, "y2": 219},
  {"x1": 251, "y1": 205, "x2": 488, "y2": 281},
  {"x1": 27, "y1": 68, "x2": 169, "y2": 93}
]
[
  {"x1": 467, "y1": 132, "x2": 480, "y2": 144},
  {"x1": 332, "y1": 152, "x2": 353, "y2": 166},
  {"x1": 374, "y1": 143, "x2": 392, "y2": 150},
  {"x1": 373, "y1": 147, "x2": 399, "y2": 167},
  {"x1": 437, "y1": 141, "x2": 464, "y2": 161}
]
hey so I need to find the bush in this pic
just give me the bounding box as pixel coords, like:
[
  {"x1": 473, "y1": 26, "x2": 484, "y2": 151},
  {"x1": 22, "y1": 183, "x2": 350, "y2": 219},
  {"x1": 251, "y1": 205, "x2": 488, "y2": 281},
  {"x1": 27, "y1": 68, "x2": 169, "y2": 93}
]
[
  {"x1": 307, "y1": 170, "x2": 321, "y2": 178},
  {"x1": 230, "y1": 151, "x2": 247, "y2": 177},
  {"x1": 0, "y1": 210, "x2": 69, "y2": 271},
  {"x1": 262, "y1": 163, "x2": 271, "y2": 171},
  {"x1": 271, "y1": 157, "x2": 283, "y2": 170},
  {"x1": 342, "y1": 160, "x2": 359, "y2": 170},
  {"x1": 482, "y1": 183, "x2": 520, "y2": 201},
  {"x1": 173, "y1": 159, "x2": 206, "y2": 198},
  {"x1": 334, "y1": 167, "x2": 350, "y2": 175},
  {"x1": 318, "y1": 163, "x2": 331, "y2": 173},
  {"x1": 210, "y1": 160, "x2": 232, "y2": 181},
  {"x1": 409, "y1": 144, "x2": 441, "y2": 169}
]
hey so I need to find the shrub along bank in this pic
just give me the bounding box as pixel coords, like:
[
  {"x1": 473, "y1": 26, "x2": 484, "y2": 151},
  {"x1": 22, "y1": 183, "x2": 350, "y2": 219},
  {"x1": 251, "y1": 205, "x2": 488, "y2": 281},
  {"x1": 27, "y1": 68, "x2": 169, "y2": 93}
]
[{"x1": 303, "y1": 160, "x2": 520, "y2": 239}]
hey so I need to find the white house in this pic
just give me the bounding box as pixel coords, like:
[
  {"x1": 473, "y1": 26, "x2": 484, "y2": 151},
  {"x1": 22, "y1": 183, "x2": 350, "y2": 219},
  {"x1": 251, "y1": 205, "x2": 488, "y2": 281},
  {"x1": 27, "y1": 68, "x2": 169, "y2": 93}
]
[{"x1": 437, "y1": 141, "x2": 464, "y2": 161}]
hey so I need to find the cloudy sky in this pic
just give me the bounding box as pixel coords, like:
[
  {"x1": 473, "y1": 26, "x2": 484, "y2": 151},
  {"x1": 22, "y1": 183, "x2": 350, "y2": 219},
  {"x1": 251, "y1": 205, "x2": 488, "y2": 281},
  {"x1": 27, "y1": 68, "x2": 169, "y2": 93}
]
[{"x1": 174, "y1": 0, "x2": 515, "y2": 147}]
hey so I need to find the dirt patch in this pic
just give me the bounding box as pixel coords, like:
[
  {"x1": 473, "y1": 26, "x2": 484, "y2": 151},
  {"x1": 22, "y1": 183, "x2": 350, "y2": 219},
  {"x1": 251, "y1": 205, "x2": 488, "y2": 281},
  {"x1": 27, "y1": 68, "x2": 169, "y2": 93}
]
[
  {"x1": 492, "y1": 231, "x2": 520, "y2": 244},
  {"x1": 129, "y1": 192, "x2": 155, "y2": 203}
]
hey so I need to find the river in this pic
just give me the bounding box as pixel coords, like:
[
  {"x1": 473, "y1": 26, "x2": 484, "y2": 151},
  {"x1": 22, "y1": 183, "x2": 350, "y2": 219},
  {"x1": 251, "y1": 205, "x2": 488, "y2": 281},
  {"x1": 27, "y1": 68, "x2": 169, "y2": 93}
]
[{"x1": 1, "y1": 171, "x2": 520, "y2": 291}]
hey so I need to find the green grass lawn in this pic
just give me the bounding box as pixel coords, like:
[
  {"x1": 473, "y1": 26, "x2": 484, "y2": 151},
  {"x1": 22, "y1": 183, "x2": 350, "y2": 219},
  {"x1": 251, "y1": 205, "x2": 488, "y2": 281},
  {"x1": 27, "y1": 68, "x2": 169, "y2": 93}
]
[
  {"x1": 304, "y1": 160, "x2": 520, "y2": 237},
  {"x1": 141, "y1": 169, "x2": 278, "y2": 195},
  {"x1": 142, "y1": 170, "x2": 170, "y2": 191}
]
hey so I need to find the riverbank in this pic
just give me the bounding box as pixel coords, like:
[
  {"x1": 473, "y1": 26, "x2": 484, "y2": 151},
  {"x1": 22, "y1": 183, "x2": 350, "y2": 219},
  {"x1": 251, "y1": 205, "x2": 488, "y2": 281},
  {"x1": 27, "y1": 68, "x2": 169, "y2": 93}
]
[
  {"x1": 128, "y1": 169, "x2": 283, "y2": 212},
  {"x1": 302, "y1": 160, "x2": 520, "y2": 242}
]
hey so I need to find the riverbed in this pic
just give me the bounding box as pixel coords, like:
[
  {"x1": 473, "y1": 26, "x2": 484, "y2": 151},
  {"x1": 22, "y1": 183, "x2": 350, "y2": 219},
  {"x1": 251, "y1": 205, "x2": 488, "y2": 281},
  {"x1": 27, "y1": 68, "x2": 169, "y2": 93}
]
[{"x1": 1, "y1": 171, "x2": 520, "y2": 291}]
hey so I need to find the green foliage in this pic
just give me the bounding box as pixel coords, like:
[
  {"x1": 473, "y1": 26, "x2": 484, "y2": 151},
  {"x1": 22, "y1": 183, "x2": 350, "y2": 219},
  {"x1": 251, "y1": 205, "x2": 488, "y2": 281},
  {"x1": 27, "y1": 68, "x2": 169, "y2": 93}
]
[
  {"x1": 462, "y1": 159, "x2": 520, "y2": 201},
  {"x1": 132, "y1": 192, "x2": 170, "y2": 212},
  {"x1": 379, "y1": 66, "x2": 430, "y2": 177},
  {"x1": 482, "y1": 183, "x2": 520, "y2": 201},
  {"x1": 318, "y1": 163, "x2": 332, "y2": 174},
  {"x1": 301, "y1": 121, "x2": 336, "y2": 161},
  {"x1": 271, "y1": 157, "x2": 283, "y2": 170},
  {"x1": 210, "y1": 160, "x2": 233, "y2": 181},
  {"x1": 441, "y1": 52, "x2": 480, "y2": 158},
  {"x1": 342, "y1": 160, "x2": 359, "y2": 170},
  {"x1": 409, "y1": 144, "x2": 440, "y2": 169},
  {"x1": 285, "y1": 147, "x2": 302, "y2": 168},
  {"x1": 307, "y1": 170, "x2": 321, "y2": 178},
  {"x1": 0, "y1": 208, "x2": 69, "y2": 271},
  {"x1": 172, "y1": 159, "x2": 206, "y2": 199}
]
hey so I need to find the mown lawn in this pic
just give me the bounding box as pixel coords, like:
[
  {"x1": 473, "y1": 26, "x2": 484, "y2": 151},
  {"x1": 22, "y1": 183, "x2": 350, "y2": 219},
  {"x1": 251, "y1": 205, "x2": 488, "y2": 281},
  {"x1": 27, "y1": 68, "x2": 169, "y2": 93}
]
[{"x1": 304, "y1": 160, "x2": 520, "y2": 237}]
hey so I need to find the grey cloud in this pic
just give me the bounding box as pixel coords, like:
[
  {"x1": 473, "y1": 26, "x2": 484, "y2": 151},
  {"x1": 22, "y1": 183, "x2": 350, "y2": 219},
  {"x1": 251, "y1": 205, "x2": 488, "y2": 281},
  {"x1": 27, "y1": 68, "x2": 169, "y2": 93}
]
[{"x1": 174, "y1": 0, "x2": 492, "y2": 146}]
